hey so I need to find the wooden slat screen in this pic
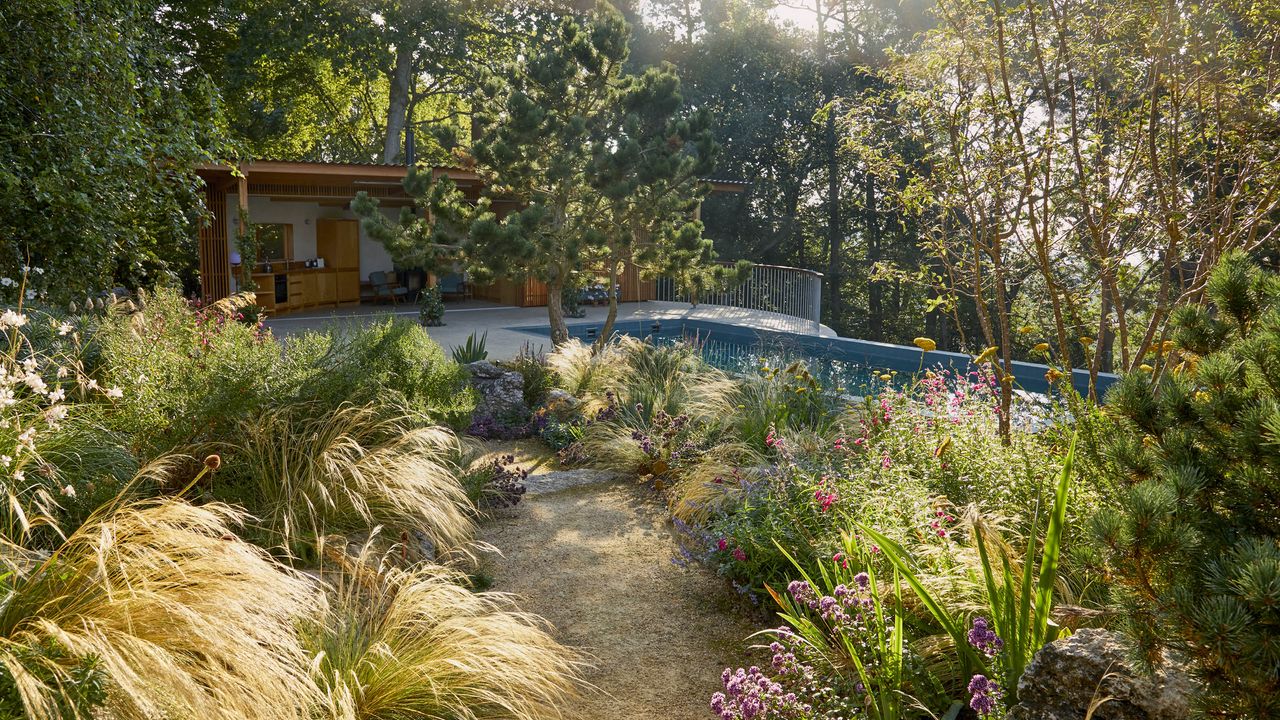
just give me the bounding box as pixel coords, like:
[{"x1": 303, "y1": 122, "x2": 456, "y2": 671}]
[{"x1": 199, "y1": 185, "x2": 231, "y2": 301}]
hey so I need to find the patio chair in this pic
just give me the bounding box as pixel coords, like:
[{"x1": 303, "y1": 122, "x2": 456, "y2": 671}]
[
  {"x1": 368, "y1": 271, "x2": 408, "y2": 304},
  {"x1": 437, "y1": 272, "x2": 469, "y2": 299}
]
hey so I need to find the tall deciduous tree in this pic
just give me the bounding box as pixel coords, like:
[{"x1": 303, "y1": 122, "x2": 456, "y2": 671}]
[{"x1": 0, "y1": 0, "x2": 223, "y2": 299}]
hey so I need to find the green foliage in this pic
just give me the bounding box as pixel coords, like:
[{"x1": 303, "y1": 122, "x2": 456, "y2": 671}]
[
  {"x1": 451, "y1": 331, "x2": 488, "y2": 365},
  {"x1": 0, "y1": 0, "x2": 224, "y2": 298},
  {"x1": 418, "y1": 285, "x2": 445, "y2": 327},
  {"x1": 1096, "y1": 252, "x2": 1280, "y2": 716},
  {"x1": 93, "y1": 291, "x2": 280, "y2": 459},
  {"x1": 866, "y1": 434, "x2": 1076, "y2": 709},
  {"x1": 502, "y1": 344, "x2": 554, "y2": 408},
  {"x1": 285, "y1": 318, "x2": 475, "y2": 428}
]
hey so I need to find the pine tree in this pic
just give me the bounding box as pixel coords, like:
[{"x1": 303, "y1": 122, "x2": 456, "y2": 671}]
[
  {"x1": 1096, "y1": 251, "x2": 1280, "y2": 718},
  {"x1": 355, "y1": 2, "x2": 738, "y2": 345}
]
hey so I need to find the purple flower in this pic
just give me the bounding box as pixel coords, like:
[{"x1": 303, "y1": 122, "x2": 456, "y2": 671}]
[
  {"x1": 968, "y1": 617, "x2": 1005, "y2": 657},
  {"x1": 853, "y1": 571, "x2": 870, "y2": 590},
  {"x1": 968, "y1": 674, "x2": 1002, "y2": 717}
]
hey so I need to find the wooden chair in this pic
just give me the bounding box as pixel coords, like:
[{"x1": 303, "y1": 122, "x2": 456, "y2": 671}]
[{"x1": 368, "y1": 271, "x2": 409, "y2": 304}]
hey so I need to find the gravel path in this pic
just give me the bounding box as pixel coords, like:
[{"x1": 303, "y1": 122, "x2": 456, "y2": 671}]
[{"x1": 480, "y1": 466, "x2": 761, "y2": 720}]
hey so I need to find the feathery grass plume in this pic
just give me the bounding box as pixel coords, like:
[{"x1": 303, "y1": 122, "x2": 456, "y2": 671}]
[
  {"x1": 613, "y1": 337, "x2": 735, "y2": 423},
  {"x1": 665, "y1": 443, "x2": 762, "y2": 524},
  {"x1": 221, "y1": 402, "x2": 475, "y2": 555},
  {"x1": 546, "y1": 338, "x2": 620, "y2": 408},
  {"x1": 308, "y1": 538, "x2": 584, "y2": 720},
  {"x1": 0, "y1": 498, "x2": 321, "y2": 720}
]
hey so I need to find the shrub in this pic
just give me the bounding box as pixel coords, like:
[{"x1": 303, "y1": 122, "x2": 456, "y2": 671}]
[
  {"x1": 92, "y1": 289, "x2": 279, "y2": 458},
  {"x1": 1094, "y1": 251, "x2": 1280, "y2": 716},
  {"x1": 0, "y1": 498, "x2": 320, "y2": 720},
  {"x1": 215, "y1": 402, "x2": 474, "y2": 556},
  {"x1": 284, "y1": 319, "x2": 475, "y2": 428},
  {"x1": 307, "y1": 540, "x2": 582, "y2": 720},
  {"x1": 502, "y1": 343, "x2": 555, "y2": 408}
]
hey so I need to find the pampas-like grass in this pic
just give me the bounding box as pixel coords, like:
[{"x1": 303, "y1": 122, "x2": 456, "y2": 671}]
[
  {"x1": 309, "y1": 539, "x2": 585, "y2": 720},
  {"x1": 225, "y1": 402, "x2": 475, "y2": 555},
  {"x1": 0, "y1": 498, "x2": 321, "y2": 720}
]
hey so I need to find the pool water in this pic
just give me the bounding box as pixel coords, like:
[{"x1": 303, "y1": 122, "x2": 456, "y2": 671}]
[{"x1": 508, "y1": 318, "x2": 1117, "y2": 398}]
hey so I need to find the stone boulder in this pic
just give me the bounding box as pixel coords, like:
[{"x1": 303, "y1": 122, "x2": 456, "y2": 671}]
[
  {"x1": 466, "y1": 360, "x2": 529, "y2": 423},
  {"x1": 1009, "y1": 629, "x2": 1190, "y2": 720}
]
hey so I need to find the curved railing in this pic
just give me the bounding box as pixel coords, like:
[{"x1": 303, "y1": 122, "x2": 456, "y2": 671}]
[{"x1": 655, "y1": 262, "x2": 824, "y2": 332}]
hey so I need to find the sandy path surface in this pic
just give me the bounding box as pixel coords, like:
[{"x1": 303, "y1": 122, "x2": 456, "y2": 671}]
[{"x1": 479, "y1": 462, "x2": 761, "y2": 720}]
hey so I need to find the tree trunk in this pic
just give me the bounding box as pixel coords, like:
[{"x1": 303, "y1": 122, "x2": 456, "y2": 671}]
[
  {"x1": 865, "y1": 172, "x2": 881, "y2": 339},
  {"x1": 546, "y1": 279, "x2": 569, "y2": 346},
  {"x1": 596, "y1": 260, "x2": 622, "y2": 353},
  {"x1": 382, "y1": 47, "x2": 414, "y2": 164},
  {"x1": 818, "y1": 6, "x2": 842, "y2": 332}
]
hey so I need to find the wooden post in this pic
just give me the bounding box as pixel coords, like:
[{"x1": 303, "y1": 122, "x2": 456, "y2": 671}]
[{"x1": 236, "y1": 169, "x2": 249, "y2": 237}]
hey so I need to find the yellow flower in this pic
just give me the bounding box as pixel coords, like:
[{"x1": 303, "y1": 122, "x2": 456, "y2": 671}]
[
  {"x1": 1033, "y1": 342, "x2": 1050, "y2": 353},
  {"x1": 1018, "y1": 325, "x2": 1035, "y2": 334},
  {"x1": 1045, "y1": 368, "x2": 1064, "y2": 382},
  {"x1": 1195, "y1": 391, "x2": 1209, "y2": 402},
  {"x1": 1079, "y1": 336, "x2": 1094, "y2": 346},
  {"x1": 879, "y1": 373, "x2": 892, "y2": 382},
  {"x1": 1161, "y1": 340, "x2": 1176, "y2": 353},
  {"x1": 913, "y1": 337, "x2": 937, "y2": 352},
  {"x1": 1139, "y1": 364, "x2": 1154, "y2": 373},
  {"x1": 974, "y1": 346, "x2": 999, "y2": 364}
]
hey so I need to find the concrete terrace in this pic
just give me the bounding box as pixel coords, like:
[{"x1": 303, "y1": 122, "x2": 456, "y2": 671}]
[{"x1": 266, "y1": 299, "x2": 837, "y2": 358}]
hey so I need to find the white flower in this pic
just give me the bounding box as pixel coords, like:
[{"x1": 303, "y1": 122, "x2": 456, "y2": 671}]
[
  {"x1": 60, "y1": 484, "x2": 76, "y2": 498},
  {"x1": 25, "y1": 289, "x2": 34, "y2": 301},
  {"x1": 21, "y1": 358, "x2": 36, "y2": 372},
  {"x1": 24, "y1": 374, "x2": 46, "y2": 394},
  {"x1": 17, "y1": 427, "x2": 36, "y2": 449},
  {"x1": 0, "y1": 277, "x2": 14, "y2": 288},
  {"x1": 0, "y1": 309, "x2": 28, "y2": 329},
  {"x1": 48, "y1": 387, "x2": 65, "y2": 403},
  {"x1": 57, "y1": 322, "x2": 73, "y2": 336},
  {"x1": 56, "y1": 366, "x2": 68, "y2": 379},
  {"x1": 12, "y1": 469, "x2": 24, "y2": 483},
  {"x1": 33, "y1": 267, "x2": 44, "y2": 275},
  {"x1": 82, "y1": 377, "x2": 99, "y2": 390},
  {"x1": 0, "y1": 388, "x2": 14, "y2": 407},
  {"x1": 0, "y1": 455, "x2": 9, "y2": 468},
  {"x1": 44, "y1": 404, "x2": 68, "y2": 426},
  {"x1": 105, "y1": 386, "x2": 123, "y2": 399}
]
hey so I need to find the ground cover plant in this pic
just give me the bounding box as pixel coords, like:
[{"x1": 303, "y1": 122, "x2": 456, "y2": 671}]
[{"x1": 0, "y1": 295, "x2": 582, "y2": 718}]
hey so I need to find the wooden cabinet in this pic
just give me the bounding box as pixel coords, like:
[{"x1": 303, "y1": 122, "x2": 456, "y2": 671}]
[
  {"x1": 317, "y1": 220, "x2": 360, "y2": 269},
  {"x1": 317, "y1": 219, "x2": 361, "y2": 305},
  {"x1": 337, "y1": 270, "x2": 360, "y2": 304},
  {"x1": 316, "y1": 272, "x2": 336, "y2": 304}
]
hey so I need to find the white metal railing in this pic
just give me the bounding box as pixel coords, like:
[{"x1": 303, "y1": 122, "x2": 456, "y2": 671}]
[{"x1": 655, "y1": 262, "x2": 824, "y2": 332}]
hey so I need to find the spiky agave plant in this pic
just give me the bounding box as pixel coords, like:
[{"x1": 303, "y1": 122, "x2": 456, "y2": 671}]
[
  {"x1": 0, "y1": 498, "x2": 320, "y2": 720},
  {"x1": 308, "y1": 539, "x2": 584, "y2": 720},
  {"x1": 221, "y1": 402, "x2": 475, "y2": 556}
]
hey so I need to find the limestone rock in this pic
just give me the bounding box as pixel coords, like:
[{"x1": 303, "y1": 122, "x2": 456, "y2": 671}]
[
  {"x1": 466, "y1": 361, "x2": 529, "y2": 432},
  {"x1": 1008, "y1": 629, "x2": 1190, "y2": 720}
]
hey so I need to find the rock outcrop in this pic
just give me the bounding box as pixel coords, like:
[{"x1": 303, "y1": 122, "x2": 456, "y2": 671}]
[{"x1": 1009, "y1": 629, "x2": 1190, "y2": 720}]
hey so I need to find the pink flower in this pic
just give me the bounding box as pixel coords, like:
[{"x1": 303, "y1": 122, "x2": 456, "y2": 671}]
[
  {"x1": 717, "y1": 538, "x2": 729, "y2": 551},
  {"x1": 881, "y1": 456, "x2": 892, "y2": 469},
  {"x1": 732, "y1": 547, "x2": 747, "y2": 562},
  {"x1": 833, "y1": 552, "x2": 848, "y2": 569}
]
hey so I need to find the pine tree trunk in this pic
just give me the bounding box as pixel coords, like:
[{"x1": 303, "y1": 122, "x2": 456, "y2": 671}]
[
  {"x1": 596, "y1": 260, "x2": 621, "y2": 353},
  {"x1": 546, "y1": 279, "x2": 569, "y2": 346},
  {"x1": 382, "y1": 48, "x2": 413, "y2": 164}
]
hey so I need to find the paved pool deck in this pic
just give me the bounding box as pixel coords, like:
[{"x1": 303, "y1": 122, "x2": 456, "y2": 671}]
[{"x1": 265, "y1": 300, "x2": 836, "y2": 358}]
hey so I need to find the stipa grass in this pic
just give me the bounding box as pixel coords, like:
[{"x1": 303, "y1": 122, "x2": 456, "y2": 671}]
[
  {"x1": 308, "y1": 539, "x2": 585, "y2": 720},
  {"x1": 0, "y1": 498, "x2": 321, "y2": 720},
  {"x1": 220, "y1": 402, "x2": 475, "y2": 556}
]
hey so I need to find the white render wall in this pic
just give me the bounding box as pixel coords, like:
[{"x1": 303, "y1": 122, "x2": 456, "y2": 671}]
[{"x1": 224, "y1": 196, "x2": 397, "y2": 282}]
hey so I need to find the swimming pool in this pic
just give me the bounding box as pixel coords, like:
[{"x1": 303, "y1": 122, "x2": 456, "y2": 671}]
[{"x1": 508, "y1": 319, "x2": 1118, "y2": 398}]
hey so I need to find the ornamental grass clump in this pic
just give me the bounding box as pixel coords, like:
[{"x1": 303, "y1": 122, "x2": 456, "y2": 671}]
[
  {"x1": 0, "y1": 497, "x2": 321, "y2": 720},
  {"x1": 308, "y1": 539, "x2": 583, "y2": 720},
  {"x1": 218, "y1": 401, "x2": 474, "y2": 555}
]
